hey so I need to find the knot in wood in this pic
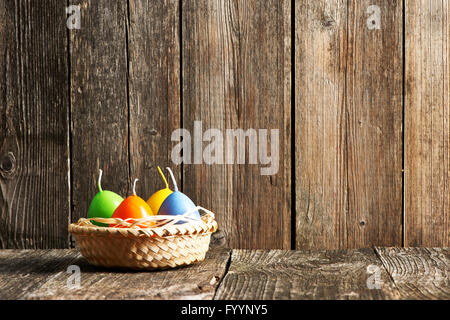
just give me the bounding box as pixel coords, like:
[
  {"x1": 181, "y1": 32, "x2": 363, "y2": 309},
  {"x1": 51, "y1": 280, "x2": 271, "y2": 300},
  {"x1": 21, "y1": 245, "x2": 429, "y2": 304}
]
[
  {"x1": 321, "y1": 16, "x2": 335, "y2": 28},
  {"x1": 0, "y1": 152, "x2": 16, "y2": 179}
]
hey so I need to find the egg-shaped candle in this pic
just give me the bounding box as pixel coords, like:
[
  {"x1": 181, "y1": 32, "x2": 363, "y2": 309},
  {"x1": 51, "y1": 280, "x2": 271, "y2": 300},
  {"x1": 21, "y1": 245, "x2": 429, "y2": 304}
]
[
  {"x1": 88, "y1": 169, "x2": 124, "y2": 227},
  {"x1": 146, "y1": 166, "x2": 173, "y2": 215},
  {"x1": 158, "y1": 167, "x2": 201, "y2": 223},
  {"x1": 110, "y1": 178, "x2": 155, "y2": 228}
]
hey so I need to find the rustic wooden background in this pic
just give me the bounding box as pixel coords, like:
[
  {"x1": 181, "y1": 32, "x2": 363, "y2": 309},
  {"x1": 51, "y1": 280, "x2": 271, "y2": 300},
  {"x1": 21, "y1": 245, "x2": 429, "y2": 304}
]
[{"x1": 0, "y1": 0, "x2": 448, "y2": 249}]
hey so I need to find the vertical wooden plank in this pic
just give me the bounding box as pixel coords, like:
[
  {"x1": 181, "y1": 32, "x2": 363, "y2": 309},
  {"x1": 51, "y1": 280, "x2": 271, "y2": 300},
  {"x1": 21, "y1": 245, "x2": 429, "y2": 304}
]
[
  {"x1": 182, "y1": 0, "x2": 291, "y2": 248},
  {"x1": 128, "y1": 0, "x2": 181, "y2": 197},
  {"x1": 295, "y1": 0, "x2": 348, "y2": 250},
  {"x1": 70, "y1": 0, "x2": 129, "y2": 228},
  {"x1": 405, "y1": 0, "x2": 449, "y2": 246},
  {"x1": 0, "y1": 1, "x2": 70, "y2": 248},
  {"x1": 345, "y1": 0, "x2": 403, "y2": 248},
  {"x1": 295, "y1": 0, "x2": 403, "y2": 249}
]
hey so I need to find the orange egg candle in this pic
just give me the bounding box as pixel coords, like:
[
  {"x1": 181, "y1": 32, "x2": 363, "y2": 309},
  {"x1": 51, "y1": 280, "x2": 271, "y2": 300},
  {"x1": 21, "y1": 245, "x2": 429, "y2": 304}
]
[{"x1": 110, "y1": 178, "x2": 155, "y2": 228}]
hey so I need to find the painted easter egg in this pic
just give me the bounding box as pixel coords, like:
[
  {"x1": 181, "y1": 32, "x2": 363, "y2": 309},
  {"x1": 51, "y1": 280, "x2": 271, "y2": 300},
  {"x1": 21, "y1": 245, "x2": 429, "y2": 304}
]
[
  {"x1": 158, "y1": 167, "x2": 201, "y2": 223},
  {"x1": 88, "y1": 169, "x2": 124, "y2": 227},
  {"x1": 110, "y1": 179, "x2": 155, "y2": 228},
  {"x1": 147, "y1": 166, "x2": 173, "y2": 215}
]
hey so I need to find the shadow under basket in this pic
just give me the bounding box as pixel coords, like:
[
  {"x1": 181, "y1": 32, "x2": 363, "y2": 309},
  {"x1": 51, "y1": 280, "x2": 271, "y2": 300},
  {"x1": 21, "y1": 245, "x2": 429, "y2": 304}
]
[{"x1": 69, "y1": 208, "x2": 218, "y2": 270}]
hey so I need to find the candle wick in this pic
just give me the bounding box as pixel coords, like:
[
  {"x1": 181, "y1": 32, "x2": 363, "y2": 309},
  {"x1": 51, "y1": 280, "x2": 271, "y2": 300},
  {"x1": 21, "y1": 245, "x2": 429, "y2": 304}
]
[
  {"x1": 158, "y1": 166, "x2": 169, "y2": 189},
  {"x1": 98, "y1": 169, "x2": 103, "y2": 192},
  {"x1": 166, "y1": 167, "x2": 178, "y2": 191},
  {"x1": 133, "y1": 178, "x2": 138, "y2": 195}
]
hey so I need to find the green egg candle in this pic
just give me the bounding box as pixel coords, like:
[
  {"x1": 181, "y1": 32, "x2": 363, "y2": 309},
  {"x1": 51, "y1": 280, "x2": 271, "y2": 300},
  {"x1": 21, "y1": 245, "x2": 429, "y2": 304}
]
[
  {"x1": 88, "y1": 169, "x2": 124, "y2": 227},
  {"x1": 158, "y1": 167, "x2": 201, "y2": 223}
]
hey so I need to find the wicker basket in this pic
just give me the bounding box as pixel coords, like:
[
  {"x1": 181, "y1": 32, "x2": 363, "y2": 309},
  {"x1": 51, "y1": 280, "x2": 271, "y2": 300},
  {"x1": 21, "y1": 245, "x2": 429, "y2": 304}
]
[{"x1": 69, "y1": 207, "x2": 218, "y2": 270}]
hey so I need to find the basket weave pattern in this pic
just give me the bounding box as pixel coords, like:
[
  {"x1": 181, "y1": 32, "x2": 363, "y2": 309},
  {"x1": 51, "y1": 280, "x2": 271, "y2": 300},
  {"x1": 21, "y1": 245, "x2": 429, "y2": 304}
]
[{"x1": 69, "y1": 209, "x2": 218, "y2": 270}]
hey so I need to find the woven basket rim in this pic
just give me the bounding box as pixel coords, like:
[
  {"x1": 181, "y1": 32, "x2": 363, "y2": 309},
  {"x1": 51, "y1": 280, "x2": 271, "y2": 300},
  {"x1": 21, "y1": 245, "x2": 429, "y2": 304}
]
[{"x1": 69, "y1": 207, "x2": 218, "y2": 239}]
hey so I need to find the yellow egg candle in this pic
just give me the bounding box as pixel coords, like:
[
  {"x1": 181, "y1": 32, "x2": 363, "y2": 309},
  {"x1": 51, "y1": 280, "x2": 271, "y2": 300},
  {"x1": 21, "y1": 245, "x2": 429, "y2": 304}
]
[{"x1": 146, "y1": 166, "x2": 173, "y2": 214}]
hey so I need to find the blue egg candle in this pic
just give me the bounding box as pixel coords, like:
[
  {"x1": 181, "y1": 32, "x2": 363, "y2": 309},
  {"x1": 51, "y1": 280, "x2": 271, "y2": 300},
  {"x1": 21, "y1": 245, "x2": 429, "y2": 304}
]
[{"x1": 158, "y1": 167, "x2": 201, "y2": 223}]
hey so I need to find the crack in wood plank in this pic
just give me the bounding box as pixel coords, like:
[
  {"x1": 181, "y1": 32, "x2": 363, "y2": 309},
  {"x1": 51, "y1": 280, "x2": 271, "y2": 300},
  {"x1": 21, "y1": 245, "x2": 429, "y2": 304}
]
[
  {"x1": 375, "y1": 247, "x2": 450, "y2": 299},
  {"x1": 214, "y1": 248, "x2": 401, "y2": 300}
]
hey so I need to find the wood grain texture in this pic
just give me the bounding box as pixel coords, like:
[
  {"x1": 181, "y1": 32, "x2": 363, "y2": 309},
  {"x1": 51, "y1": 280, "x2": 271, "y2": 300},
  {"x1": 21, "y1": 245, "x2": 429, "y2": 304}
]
[
  {"x1": 295, "y1": 0, "x2": 403, "y2": 249},
  {"x1": 0, "y1": 0, "x2": 70, "y2": 248},
  {"x1": 376, "y1": 247, "x2": 449, "y2": 299},
  {"x1": 182, "y1": 0, "x2": 291, "y2": 249},
  {"x1": 214, "y1": 248, "x2": 400, "y2": 299},
  {"x1": 70, "y1": 0, "x2": 130, "y2": 230},
  {"x1": 405, "y1": 0, "x2": 449, "y2": 247},
  {"x1": 0, "y1": 249, "x2": 80, "y2": 299},
  {"x1": 1, "y1": 248, "x2": 449, "y2": 299},
  {"x1": 128, "y1": 0, "x2": 181, "y2": 200},
  {"x1": 0, "y1": 248, "x2": 230, "y2": 300},
  {"x1": 0, "y1": 1, "x2": 449, "y2": 250}
]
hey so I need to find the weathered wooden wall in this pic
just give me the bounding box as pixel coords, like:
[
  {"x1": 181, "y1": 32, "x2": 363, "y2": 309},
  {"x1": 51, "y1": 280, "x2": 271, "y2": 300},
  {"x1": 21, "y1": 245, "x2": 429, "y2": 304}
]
[
  {"x1": 0, "y1": 0, "x2": 448, "y2": 249},
  {"x1": 0, "y1": 0, "x2": 70, "y2": 248},
  {"x1": 182, "y1": 0, "x2": 291, "y2": 249},
  {"x1": 405, "y1": 0, "x2": 449, "y2": 247},
  {"x1": 295, "y1": 0, "x2": 403, "y2": 249}
]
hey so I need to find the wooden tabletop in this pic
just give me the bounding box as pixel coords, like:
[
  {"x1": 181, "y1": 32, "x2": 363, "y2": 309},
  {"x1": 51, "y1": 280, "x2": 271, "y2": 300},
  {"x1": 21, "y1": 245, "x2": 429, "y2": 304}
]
[{"x1": 0, "y1": 247, "x2": 448, "y2": 300}]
